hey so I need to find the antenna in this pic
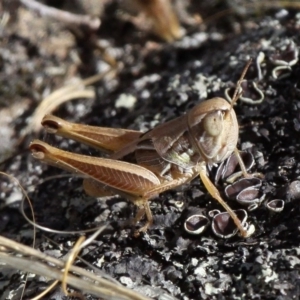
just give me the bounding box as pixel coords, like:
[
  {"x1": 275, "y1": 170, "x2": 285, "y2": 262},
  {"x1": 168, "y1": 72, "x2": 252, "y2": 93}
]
[{"x1": 230, "y1": 58, "x2": 252, "y2": 109}]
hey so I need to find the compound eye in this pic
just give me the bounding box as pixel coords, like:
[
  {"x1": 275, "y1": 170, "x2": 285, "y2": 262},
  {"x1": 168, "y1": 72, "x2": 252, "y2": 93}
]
[{"x1": 203, "y1": 111, "x2": 223, "y2": 137}]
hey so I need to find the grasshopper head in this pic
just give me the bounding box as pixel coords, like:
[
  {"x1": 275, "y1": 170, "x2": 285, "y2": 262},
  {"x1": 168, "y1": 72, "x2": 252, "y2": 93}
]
[
  {"x1": 186, "y1": 60, "x2": 252, "y2": 166},
  {"x1": 187, "y1": 97, "x2": 238, "y2": 165}
]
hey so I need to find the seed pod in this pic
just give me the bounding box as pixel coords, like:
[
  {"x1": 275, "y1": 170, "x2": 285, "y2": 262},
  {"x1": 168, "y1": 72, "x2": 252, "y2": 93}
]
[
  {"x1": 183, "y1": 207, "x2": 209, "y2": 235},
  {"x1": 225, "y1": 177, "x2": 262, "y2": 200},
  {"x1": 212, "y1": 209, "x2": 249, "y2": 239},
  {"x1": 208, "y1": 209, "x2": 220, "y2": 218},
  {"x1": 236, "y1": 186, "x2": 265, "y2": 207},
  {"x1": 266, "y1": 199, "x2": 284, "y2": 213},
  {"x1": 214, "y1": 151, "x2": 255, "y2": 184}
]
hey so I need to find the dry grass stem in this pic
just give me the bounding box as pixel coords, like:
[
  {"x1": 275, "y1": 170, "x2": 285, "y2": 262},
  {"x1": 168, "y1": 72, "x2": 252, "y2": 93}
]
[{"x1": 20, "y1": 0, "x2": 101, "y2": 30}]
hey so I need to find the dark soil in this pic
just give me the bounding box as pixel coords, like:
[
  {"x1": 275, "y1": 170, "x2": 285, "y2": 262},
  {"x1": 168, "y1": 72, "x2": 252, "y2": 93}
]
[{"x1": 1, "y1": 1, "x2": 300, "y2": 299}]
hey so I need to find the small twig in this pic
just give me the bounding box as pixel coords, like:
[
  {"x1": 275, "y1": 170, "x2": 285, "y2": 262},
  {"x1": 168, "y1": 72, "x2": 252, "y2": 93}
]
[{"x1": 19, "y1": 0, "x2": 101, "y2": 30}]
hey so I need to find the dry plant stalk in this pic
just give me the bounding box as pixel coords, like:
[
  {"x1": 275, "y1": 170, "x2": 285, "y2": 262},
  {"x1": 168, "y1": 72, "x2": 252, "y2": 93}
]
[
  {"x1": 127, "y1": 0, "x2": 184, "y2": 42},
  {"x1": 0, "y1": 235, "x2": 153, "y2": 300}
]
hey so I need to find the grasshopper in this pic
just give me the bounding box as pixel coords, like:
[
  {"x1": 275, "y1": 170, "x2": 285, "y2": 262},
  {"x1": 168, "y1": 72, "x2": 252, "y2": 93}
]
[{"x1": 30, "y1": 60, "x2": 254, "y2": 237}]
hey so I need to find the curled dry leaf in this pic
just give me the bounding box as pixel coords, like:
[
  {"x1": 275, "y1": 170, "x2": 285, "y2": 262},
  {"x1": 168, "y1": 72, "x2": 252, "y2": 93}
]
[
  {"x1": 239, "y1": 80, "x2": 264, "y2": 104},
  {"x1": 272, "y1": 65, "x2": 292, "y2": 80},
  {"x1": 270, "y1": 40, "x2": 299, "y2": 79},
  {"x1": 255, "y1": 51, "x2": 265, "y2": 80},
  {"x1": 269, "y1": 40, "x2": 299, "y2": 67},
  {"x1": 225, "y1": 80, "x2": 265, "y2": 105}
]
